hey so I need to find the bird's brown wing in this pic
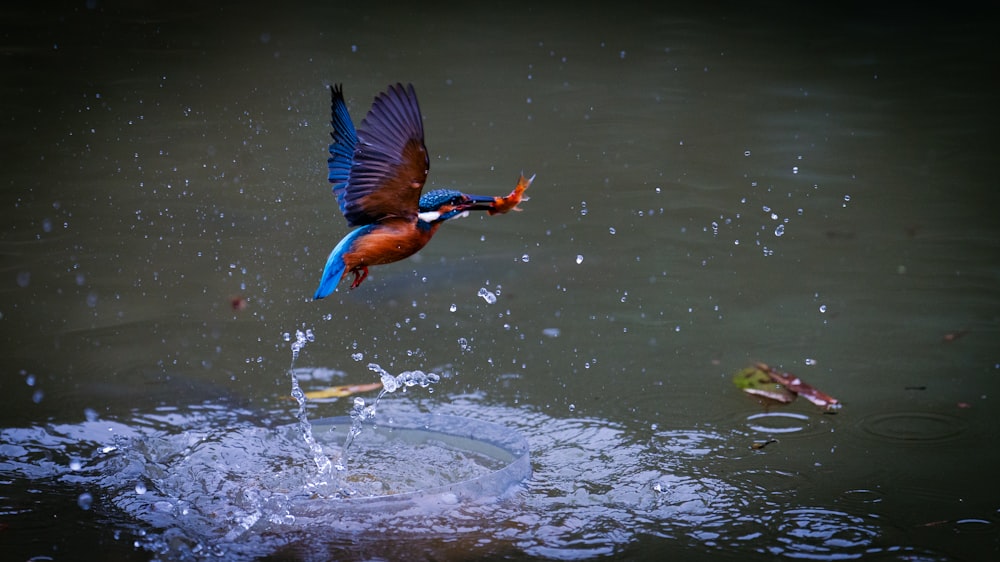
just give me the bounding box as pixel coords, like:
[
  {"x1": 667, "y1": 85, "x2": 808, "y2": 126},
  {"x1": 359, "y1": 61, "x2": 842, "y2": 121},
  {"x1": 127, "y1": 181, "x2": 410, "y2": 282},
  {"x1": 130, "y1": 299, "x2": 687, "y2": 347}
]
[{"x1": 342, "y1": 83, "x2": 428, "y2": 226}]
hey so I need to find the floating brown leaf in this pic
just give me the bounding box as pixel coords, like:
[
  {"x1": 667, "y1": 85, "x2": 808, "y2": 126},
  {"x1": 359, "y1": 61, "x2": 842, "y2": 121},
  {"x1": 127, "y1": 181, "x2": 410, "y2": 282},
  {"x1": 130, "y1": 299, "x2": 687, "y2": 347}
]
[
  {"x1": 301, "y1": 382, "x2": 383, "y2": 400},
  {"x1": 755, "y1": 362, "x2": 841, "y2": 411}
]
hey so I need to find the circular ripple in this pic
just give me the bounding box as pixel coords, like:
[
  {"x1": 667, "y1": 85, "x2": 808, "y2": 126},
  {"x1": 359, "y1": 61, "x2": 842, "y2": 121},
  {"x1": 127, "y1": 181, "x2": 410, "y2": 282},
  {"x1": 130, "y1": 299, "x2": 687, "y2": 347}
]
[
  {"x1": 858, "y1": 412, "x2": 967, "y2": 444},
  {"x1": 768, "y1": 507, "x2": 878, "y2": 560},
  {"x1": 838, "y1": 488, "x2": 886, "y2": 508},
  {"x1": 745, "y1": 411, "x2": 814, "y2": 435},
  {"x1": 954, "y1": 517, "x2": 996, "y2": 536}
]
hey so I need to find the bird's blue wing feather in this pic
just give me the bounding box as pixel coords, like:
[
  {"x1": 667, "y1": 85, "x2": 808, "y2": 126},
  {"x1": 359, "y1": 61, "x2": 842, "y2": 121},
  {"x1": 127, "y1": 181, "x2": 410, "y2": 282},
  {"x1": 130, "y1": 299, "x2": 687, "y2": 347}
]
[
  {"x1": 314, "y1": 225, "x2": 373, "y2": 299},
  {"x1": 342, "y1": 83, "x2": 428, "y2": 225},
  {"x1": 328, "y1": 84, "x2": 358, "y2": 219}
]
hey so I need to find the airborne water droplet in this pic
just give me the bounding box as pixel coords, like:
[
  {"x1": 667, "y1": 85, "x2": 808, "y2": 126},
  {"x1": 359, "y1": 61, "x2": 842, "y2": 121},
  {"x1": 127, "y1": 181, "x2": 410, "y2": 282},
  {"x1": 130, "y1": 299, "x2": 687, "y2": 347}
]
[
  {"x1": 78, "y1": 492, "x2": 93, "y2": 510},
  {"x1": 477, "y1": 287, "x2": 497, "y2": 304}
]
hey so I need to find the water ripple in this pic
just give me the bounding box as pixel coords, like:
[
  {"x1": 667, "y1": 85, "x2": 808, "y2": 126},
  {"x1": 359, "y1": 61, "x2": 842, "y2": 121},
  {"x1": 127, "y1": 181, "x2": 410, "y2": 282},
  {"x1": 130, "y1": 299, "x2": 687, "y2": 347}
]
[
  {"x1": 857, "y1": 412, "x2": 968, "y2": 445},
  {"x1": 0, "y1": 397, "x2": 980, "y2": 560},
  {"x1": 764, "y1": 507, "x2": 879, "y2": 560}
]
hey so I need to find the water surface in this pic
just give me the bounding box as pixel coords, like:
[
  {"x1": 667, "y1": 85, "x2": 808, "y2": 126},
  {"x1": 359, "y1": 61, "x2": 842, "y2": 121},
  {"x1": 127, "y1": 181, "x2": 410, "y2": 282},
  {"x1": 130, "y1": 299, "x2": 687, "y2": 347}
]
[{"x1": 2, "y1": 3, "x2": 998, "y2": 560}]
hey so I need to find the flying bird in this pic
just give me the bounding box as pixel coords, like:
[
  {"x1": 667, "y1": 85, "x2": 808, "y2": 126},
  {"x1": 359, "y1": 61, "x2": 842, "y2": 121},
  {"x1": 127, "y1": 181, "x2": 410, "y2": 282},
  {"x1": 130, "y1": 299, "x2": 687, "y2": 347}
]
[{"x1": 313, "y1": 83, "x2": 531, "y2": 299}]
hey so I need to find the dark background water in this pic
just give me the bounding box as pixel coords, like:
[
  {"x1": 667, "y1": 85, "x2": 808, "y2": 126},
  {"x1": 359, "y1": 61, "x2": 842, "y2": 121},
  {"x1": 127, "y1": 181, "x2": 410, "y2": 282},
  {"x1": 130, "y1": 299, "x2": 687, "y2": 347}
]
[{"x1": 2, "y1": 2, "x2": 998, "y2": 560}]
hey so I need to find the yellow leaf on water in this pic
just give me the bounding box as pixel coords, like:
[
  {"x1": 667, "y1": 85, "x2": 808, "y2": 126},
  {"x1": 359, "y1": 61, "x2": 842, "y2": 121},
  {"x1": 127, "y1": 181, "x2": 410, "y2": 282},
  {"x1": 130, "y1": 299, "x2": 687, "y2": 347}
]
[{"x1": 303, "y1": 382, "x2": 382, "y2": 400}]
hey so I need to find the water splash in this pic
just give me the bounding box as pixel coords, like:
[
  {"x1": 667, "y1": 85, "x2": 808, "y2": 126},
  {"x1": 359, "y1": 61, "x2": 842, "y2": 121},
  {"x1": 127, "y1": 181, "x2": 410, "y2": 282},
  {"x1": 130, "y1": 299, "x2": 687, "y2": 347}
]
[
  {"x1": 285, "y1": 328, "x2": 334, "y2": 487},
  {"x1": 288, "y1": 327, "x2": 314, "y2": 363},
  {"x1": 336, "y1": 363, "x2": 440, "y2": 474}
]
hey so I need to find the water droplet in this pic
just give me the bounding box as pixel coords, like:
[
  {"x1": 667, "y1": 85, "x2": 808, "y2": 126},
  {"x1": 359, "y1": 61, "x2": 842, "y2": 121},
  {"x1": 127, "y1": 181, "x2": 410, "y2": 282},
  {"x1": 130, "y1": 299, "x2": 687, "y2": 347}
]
[
  {"x1": 478, "y1": 287, "x2": 497, "y2": 304},
  {"x1": 521, "y1": 254, "x2": 530, "y2": 263},
  {"x1": 575, "y1": 254, "x2": 584, "y2": 264},
  {"x1": 819, "y1": 304, "x2": 827, "y2": 313},
  {"x1": 804, "y1": 358, "x2": 817, "y2": 366},
  {"x1": 351, "y1": 352, "x2": 364, "y2": 361},
  {"x1": 69, "y1": 459, "x2": 82, "y2": 471},
  {"x1": 449, "y1": 303, "x2": 457, "y2": 312},
  {"x1": 135, "y1": 482, "x2": 147, "y2": 495},
  {"x1": 77, "y1": 492, "x2": 93, "y2": 510},
  {"x1": 609, "y1": 227, "x2": 616, "y2": 235},
  {"x1": 542, "y1": 327, "x2": 561, "y2": 338},
  {"x1": 744, "y1": 150, "x2": 751, "y2": 157},
  {"x1": 380, "y1": 372, "x2": 399, "y2": 393},
  {"x1": 774, "y1": 224, "x2": 785, "y2": 237},
  {"x1": 792, "y1": 166, "x2": 799, "y2": 174}
]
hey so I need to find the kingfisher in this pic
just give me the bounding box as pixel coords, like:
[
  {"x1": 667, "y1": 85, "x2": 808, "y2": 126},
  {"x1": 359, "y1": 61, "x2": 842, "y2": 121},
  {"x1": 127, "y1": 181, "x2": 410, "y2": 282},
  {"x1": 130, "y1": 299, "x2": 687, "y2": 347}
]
[{"x1": 313, "y1": 83, "x2": 532, "y2": 299}]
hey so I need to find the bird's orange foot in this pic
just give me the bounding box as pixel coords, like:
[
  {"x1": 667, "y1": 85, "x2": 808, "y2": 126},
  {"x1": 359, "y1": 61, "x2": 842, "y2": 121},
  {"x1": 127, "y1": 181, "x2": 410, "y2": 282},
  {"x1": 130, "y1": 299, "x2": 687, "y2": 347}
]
[
  {"x1": 349, "y1": 266, "x2": 369, "y2": 289},
  {"x1": 489, "y1": 173, "x2": 534, "y2": 215}
]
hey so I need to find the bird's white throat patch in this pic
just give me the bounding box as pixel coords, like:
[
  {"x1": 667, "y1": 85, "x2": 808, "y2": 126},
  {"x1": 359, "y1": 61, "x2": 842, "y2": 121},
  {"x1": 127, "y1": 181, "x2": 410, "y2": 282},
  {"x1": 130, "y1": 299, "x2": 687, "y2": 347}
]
[
  {"x1": 417, "y1": 210, "x2": 441, "y2": 223},
  {"x1": 418, "y1": 210, "x2": 470, "y2": 223}
]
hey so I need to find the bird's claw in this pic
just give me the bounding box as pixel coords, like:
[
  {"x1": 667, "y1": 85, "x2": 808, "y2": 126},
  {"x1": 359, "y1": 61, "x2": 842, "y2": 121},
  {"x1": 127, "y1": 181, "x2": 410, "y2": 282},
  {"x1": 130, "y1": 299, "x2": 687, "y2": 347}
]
[{"x1": 348, "y1": 266, "x2": 369, "y2": 289}]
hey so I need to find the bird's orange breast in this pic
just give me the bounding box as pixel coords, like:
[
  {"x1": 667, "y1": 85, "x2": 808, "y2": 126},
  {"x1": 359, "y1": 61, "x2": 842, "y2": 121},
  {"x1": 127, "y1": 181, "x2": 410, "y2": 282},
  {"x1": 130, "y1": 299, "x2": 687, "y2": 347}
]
[{"x1": 343, "y1": 219, "x2": 439, "y2": 269}]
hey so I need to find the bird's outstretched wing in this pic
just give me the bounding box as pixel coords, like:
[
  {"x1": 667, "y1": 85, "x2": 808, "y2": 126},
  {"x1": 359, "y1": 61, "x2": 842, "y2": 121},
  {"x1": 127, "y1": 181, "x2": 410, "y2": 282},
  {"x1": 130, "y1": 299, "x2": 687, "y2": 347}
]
[
  {"x1": 328, "y1": 84, "x2": 359, "y2": 218},
  {"x1": 341, "y1": 83, "x2": 428, "y2": 226}
]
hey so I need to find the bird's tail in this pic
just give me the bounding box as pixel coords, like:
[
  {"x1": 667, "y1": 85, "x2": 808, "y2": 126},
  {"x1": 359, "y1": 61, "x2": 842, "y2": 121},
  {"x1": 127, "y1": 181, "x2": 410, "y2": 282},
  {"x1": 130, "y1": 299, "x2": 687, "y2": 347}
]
[
  {"x1": 314, "y1": 226, "x2": 370, "y2": 299},
  {"x1": 314, "y1": 254, "x2": 345, "y2": 300}
]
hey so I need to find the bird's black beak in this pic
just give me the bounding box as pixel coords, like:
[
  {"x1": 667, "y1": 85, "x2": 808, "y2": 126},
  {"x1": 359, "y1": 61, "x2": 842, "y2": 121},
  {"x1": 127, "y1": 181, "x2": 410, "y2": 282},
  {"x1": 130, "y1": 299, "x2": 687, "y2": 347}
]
[{"x1": 458, "y1": 193, "x2": 498, "y2": 212}]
